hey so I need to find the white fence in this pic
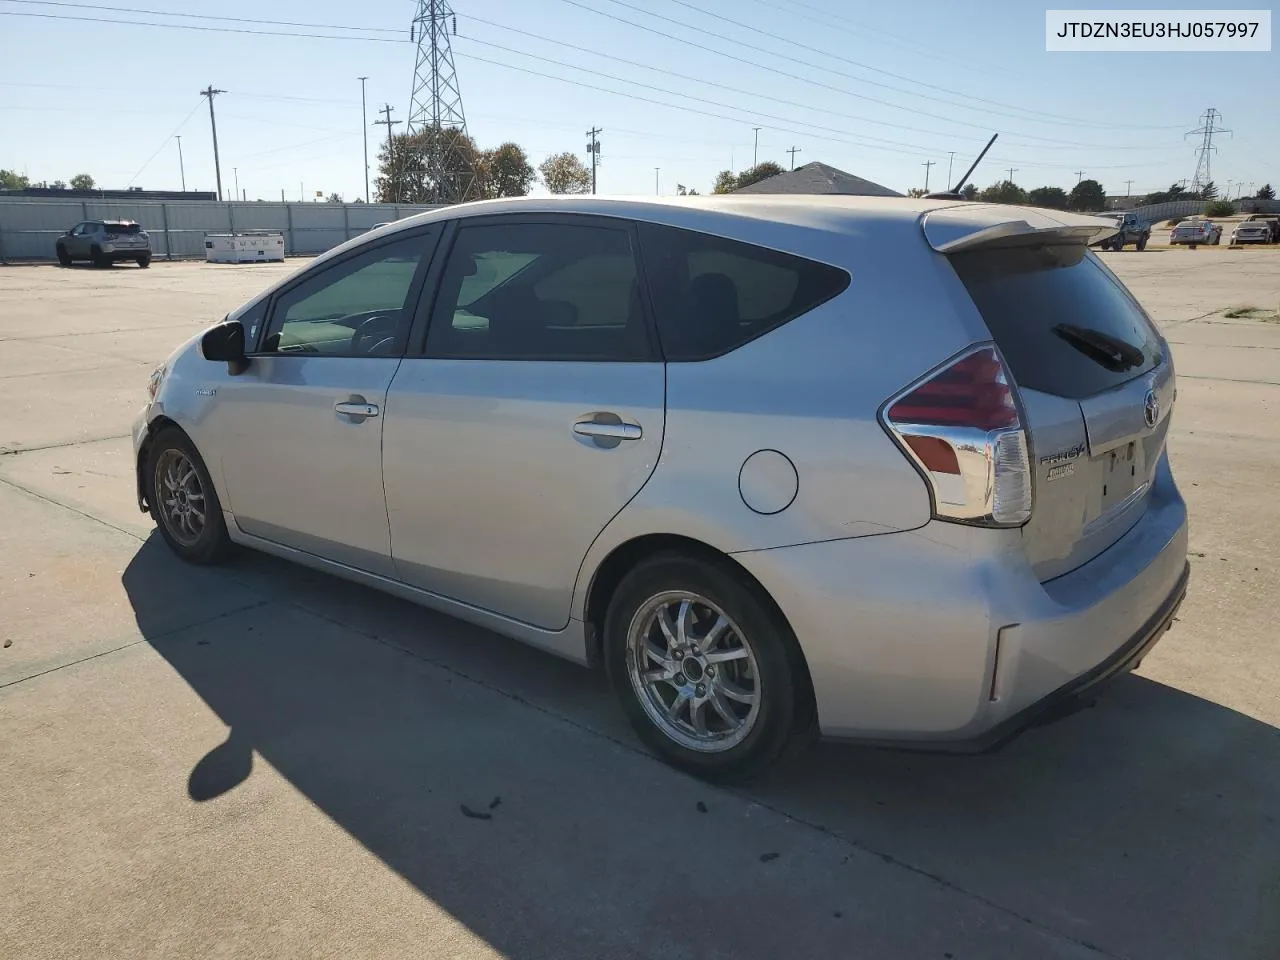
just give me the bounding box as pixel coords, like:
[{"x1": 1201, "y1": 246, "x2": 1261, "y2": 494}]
[{"x1": 0, "y1": 197, "x2": 444, "y2": 262}]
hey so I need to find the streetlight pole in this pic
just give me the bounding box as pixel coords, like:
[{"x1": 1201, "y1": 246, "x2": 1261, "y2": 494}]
[
  {"x1": 947, "y1": 151, "x2": 955, "y2": 186},
  {"x1": 654, "y1": 167, "x2": 660, "y2": 195},
  {"x1": 358, "y1": 75, "x2": 370, "y2": 203},
  {"x1": 752, "y1": 127, "x2": 761, "y2": 168},
  {"x1": 175, "y1": 135, "x2": 186, "y2": 192},
  {"x1": 233, "y1": 167, "x2": 240, "y2": 202}
]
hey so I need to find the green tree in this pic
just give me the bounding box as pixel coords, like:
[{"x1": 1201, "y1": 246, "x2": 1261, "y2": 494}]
[
  {"x1": 69, "y1": 173, "x2": 95, "y2": 190},
  {"x1": 1, "y1": 168, "x2": 31, "y2": 190},
  {"x1": 1204, "y1": 199, "x2": 1235, "y2": 217},
  {"x1": 50, "y1": 179, "x2": 68, "y2": 190},
  {"x1": 375, "y1": 126, "x2": 483, "y2": 204},
  {"x1": 733, "y1": 161, "x2": 784, "y2": 190},
  {"x1": 979, "y1": 180, "x2": 1028, "y2": 204},
  {"x1": 1197, "y1": 180, "x2": 1218, "y2": 200},
  {"x1": 960, "y1": 183, "x2": 978, "y2": 200},
  {"x1": 326, "y1": 192, "x2": 343, "y2": 203},
  {"x1": 1257, "y1": 183, "x2": 1275, "y2": 200},
  {"x1": 1067, "y1": 178, "x2": 1106, "y2": 211},
  {"x1": 1141, "y1": 182, "x2": 1187, "y2": 206},
  {"x1": 712, "y1": 170, "x2": 738, "y2": 194},
  {"x1": 479, "y1": 142, "x2": 535, "y2": 198},
  {"x1": 675, "y1": 184, "x2": 700, "y2": 196},
  {"x1": 539, "y1": 151, "x2": 591, "y2": 194},
  {"x1": 906, "y1": 187, "x2": 929, "y2": 198},
  {"x1": 1027, "y1": 186, "x2": 1069, "y2": 210}
]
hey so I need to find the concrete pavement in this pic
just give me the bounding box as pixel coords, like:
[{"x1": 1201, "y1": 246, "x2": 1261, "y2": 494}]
[{"x1": 1, "y1": 253, "x2": 1277, "y2": 959}]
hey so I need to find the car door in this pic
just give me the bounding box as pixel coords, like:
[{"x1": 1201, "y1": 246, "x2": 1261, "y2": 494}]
[
  {"x1": 208, "y1": 227, "x2": 441, "y2": 577},
  {"x1": 382, "y1": 215, "x2": 665, "y2": 630},
  {"x1": 66, "y1": 223, "x2": 89, "y2": 257}
]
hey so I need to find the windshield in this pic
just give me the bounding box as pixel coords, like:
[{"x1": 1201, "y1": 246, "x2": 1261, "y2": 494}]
[{"x1": 105, "y1": 223, "x2": 141, "y2": 234}]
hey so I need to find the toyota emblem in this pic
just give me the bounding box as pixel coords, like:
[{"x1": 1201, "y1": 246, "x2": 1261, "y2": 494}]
[{"x1": 1143, "y1": 389, "x2": 1159, "y2": 429}]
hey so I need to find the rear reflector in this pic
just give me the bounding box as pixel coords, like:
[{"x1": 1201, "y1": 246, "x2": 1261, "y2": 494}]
[{"x1": 884, "y1": 345, "x2": 1032, "y2": 527}]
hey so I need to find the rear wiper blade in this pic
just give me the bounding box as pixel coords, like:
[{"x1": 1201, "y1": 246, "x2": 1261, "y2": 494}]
[{"x1": 1052, "y1": 323, "x2": 1144, "y2": 371}]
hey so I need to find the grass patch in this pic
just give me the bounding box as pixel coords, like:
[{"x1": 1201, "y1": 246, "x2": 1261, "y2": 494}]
[{"x1": 1223, "y1": 305, "x2": 1280, "y2": 322}]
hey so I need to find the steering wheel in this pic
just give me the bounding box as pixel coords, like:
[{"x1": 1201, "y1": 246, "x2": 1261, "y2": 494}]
[{"x1": 351, "y1": 314, "x2": 399, "y2": 355}]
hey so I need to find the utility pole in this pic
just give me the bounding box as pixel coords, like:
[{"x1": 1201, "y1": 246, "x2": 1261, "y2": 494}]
[
  {"x1": 787, "y1": 146, "x2": 801, "y2": 170},
  {"x1": 752, "y1": 127, "x2": 761, "y2": 168},
  {"x1": 233, "y1": 167, "x2": 239, "y2": 202},
  {"x1": 175, "y1": 135, "x2": 186, "y2": 192},
  {"x1": 1186, "y1": 107, "x2": 1230, "y2": 194},
  {"x1": 200, "y1": 85, "x2": 226, "y2": 201},
  {"x1": 1074, "y1": 169, "x2": 1085, "y2": 184},
  {"x1": 358, "y1": 76, "x2": 370, "y2": 203},
  {"x1": 654, "y1": 167, "x2": 660, "y2": 195},
  {"x1": 375, "y1": 104, "x2": 401, "y2": 202},
  {"x1": 947, "y1": 151, "x2": 956, "y2": 186},
  {"x1": 922, "y1": 159, "x2": 936, "y2": 191},
  {"x1": 1006, "y1": 166, "x2": 1017, "y2": 184},
  {"x1": 586, "y1": 126, "x2": 601, "y2": 195},
  {"x1": 1124, "y1": 178, "x2": 1134, "y2": 197}
]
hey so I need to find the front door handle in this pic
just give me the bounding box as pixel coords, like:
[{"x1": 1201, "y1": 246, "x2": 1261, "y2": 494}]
[
  {"x1": 335, "y1": 399, "x2": 380, "y2": 420},
  {"x1": 573, "y1": 421, "x2": 642, "y2": 440},
  {"x1": 573, "y1": 413, "x2": 642, "y2": 448}
]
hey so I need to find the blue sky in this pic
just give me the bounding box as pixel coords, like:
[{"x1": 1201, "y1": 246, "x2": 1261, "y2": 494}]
[{"x1": 1, "y1": 0, "x2": 1276, "y2": 200}]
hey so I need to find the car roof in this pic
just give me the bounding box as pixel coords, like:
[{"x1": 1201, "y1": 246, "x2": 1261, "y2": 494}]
[{"x1": 314, "y1": 194, "x2": 1110, "y2": 267}]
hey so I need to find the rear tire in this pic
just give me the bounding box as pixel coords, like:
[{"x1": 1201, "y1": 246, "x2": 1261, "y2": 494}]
[
  {"x1": 91, "y1": 245, "x2": 109, "y2": 268},
  {"x1": 136, "y1": 254, "x2": 151, "y2": 268},
  {"x1": 145, "y1": 428, "x2": 234, "y2": 565},
  {"x1": 56, "y1": 244, "x2": 72, "y2": 266},
  {"x1": 603, "y1": 551, "x2": 814, "y2": 783},
  {"x1": 1136, "y1": 233, "x2": 1148, "y2": 251}
]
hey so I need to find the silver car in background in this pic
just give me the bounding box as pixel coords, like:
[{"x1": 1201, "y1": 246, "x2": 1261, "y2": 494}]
[
  {"x1": 56, "y1": 219, "x2": 152, "y2": 267},
  {"x1": 1169, "y1": 217, "x2": 1222, "y2": 247},
  {"x1": 133, "y1": 196, "x2": 1189, "y2": 780}
]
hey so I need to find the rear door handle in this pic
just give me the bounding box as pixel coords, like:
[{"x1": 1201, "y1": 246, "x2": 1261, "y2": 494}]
[{"x1": 335, "y1": 400, "x2": 380, "y2": 420}]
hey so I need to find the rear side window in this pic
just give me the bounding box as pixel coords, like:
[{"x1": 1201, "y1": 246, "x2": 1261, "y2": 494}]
[
  {"x1": 106, "y1": 223, "x2": 141, "y2": 234},
  {"x1": 949, "y1": 244, "x2": 1163, "y2": 400},
  {"x1": 636, "y1": 222, "x2": 850, "y2": 361},
  {"x1": 426, "y1": 221, "x2": 651, "y2": 361}
]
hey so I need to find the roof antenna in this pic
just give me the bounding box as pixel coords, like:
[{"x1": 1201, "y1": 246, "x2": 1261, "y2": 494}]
[{"x1": 926, "y1": 133, "x2": 998, "y2": 200}]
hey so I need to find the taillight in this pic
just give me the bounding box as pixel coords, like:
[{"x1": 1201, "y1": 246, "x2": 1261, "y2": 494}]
[{"x1": 883, "y1": 345, "x2": 1032, "y2": 527}]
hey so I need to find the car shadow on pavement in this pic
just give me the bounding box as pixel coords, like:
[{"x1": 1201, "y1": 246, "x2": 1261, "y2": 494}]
[{"x1": 122, "y1": 535, "x2": 1280, "y2": 960}]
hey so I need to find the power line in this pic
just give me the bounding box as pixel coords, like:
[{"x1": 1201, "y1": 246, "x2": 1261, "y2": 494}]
[
  {"x1": 125, "y1": 98, "x2": 203, "y2": 187},
  {"x1": 1, "y1": 0, "x2": 402, "y2": 34},
  {"x1": 2, "y1": 5, "x2": 1179, "y2": 156},
  {"x1": 560, "y1": 0, "x2": 1179, "y2": 133},
  {"x1": 660, "y1": 0, "x2": 1140, "y2": 130}
]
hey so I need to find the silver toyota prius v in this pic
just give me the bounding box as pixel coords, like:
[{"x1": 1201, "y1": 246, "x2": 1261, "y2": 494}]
[{"x1": 134, "y1": 196, "x2": 1189, "y2": 781}]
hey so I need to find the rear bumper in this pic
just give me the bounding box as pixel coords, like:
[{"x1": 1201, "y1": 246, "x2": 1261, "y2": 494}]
[
  {"x1": 732, "y1": 454, "x2": 1189, "y2": 745},
  {"x1": 102, "y1": 247, "x2": 151, "y2": 260}
]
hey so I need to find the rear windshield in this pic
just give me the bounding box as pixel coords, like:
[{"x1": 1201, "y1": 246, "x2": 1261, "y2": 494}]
[
  {"x1": 950, "y1": 244, "x2": 1163, "y2": 400},
  {"x1": 105, "y1": 223, "x2": 141, "y2": 234}
]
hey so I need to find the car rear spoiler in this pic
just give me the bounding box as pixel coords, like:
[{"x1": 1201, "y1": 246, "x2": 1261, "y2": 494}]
[{"x1": 921, "y1": 206, "x2": 1119, "y2": 254}]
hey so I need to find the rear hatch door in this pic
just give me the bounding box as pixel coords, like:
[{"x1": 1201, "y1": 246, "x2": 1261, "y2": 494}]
[{"x1": 925, "y1": 207, "x2": 1172, "y2": 580}]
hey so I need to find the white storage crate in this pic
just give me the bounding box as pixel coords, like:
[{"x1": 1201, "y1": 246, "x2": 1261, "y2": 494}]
[{"x1": 204, "y1": 231, "x2": 285, "y2": 263}]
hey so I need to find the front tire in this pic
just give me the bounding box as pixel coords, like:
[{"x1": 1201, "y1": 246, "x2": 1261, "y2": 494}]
[
  {"x1": 145, "y1": 428, "x2": 233, "y2": 565},
  {"x1": 56, "y1": 244, "x2": 72, "y2": 266},
  {"x1": 603, "y1": 552, "x2": 813, "y2": 782},
  {"x1": 1137, "y1": 233, "x2": 1148, "y2": 251}
]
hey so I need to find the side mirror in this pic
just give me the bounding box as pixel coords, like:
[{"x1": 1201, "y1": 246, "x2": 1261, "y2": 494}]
[{"x1": 201, "y1": 321, "x2": 249, "y2": 375}]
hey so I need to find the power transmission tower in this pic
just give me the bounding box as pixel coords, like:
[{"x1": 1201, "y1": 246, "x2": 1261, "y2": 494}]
[
  {"x1": 922, "y1": 159, "x2": 935, "y2": 190},
  {"x1": 1186, "y1": 107, "x2": 1231, "y2": 194},
  {"x1": 200, "y1": 86, "x2": 225, "y2": 201},
  {"x1": 787, "y1": 146, "x2": 801, "y2": 170},
  {"x1": 406, "y1": 0, "x2": 474, "y2": 203},
  {"x1": 586, "y1": 127, "x2": 602, "y2": 194},
  {"x1": 374, "y1": 104, "x2": 402, "y2": 202}
]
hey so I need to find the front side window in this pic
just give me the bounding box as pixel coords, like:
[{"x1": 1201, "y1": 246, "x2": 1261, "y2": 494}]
[
  {"x1": 636, "y1": 222, "x2": 850, "y2": 361},
  {"x1": 426, "y1": 220, "x2": 651, "y2": 361},
  {"x1": 259, "y1": 231, "x2": 436, "y2": 357}
]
